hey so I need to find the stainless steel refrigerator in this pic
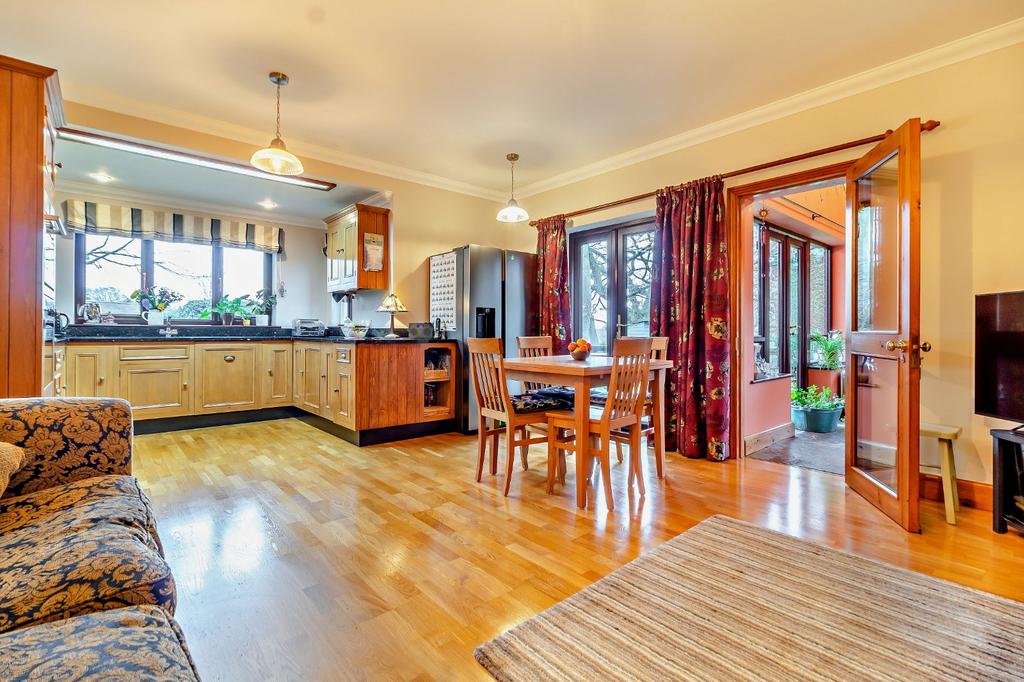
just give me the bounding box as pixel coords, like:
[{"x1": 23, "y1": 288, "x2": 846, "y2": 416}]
[{"x1": 429, "y1": 245, "x2": 537, "y2": 433}]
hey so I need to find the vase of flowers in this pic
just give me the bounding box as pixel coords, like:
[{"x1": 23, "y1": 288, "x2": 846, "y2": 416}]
[{"x1": 131, "y1": 286, "x2": 183, "y2": 325}]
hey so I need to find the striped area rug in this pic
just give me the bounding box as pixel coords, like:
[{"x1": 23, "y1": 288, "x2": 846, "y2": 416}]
[{"x1": 474, "y1": 515, "x2": 1024, "y2": 681}]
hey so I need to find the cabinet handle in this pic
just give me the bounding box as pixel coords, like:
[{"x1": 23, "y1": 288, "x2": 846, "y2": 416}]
[
  {"x1": 334, "y1": 388, "x2": 339, "y2": 393},
  {"x1": 183, "y1": 382, "x2": 188, "y2": 389},
  {"x1": 224, "y1": 355, "x2": 235, "y2": 362},
  {"x1": 97, "y1": 376, "x2": 104, "y2": 384},
  {"x1": 268, "y1": 369, "x2": 273, "y2": 375}
]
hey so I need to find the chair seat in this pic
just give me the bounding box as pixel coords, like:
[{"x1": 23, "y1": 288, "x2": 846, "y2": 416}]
[
  {"x1": 509, "y1": 393, "x2": 571, "y2": 414},
  {"x1": 589, "y1": 386, "x2": 652, "y2": 407},
  {"x1": 0, "y1": 605, "x2": 199, "y2": 681}
]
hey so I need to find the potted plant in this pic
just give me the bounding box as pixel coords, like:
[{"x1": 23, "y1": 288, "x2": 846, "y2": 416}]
[
  {"x1": 808, "y1": 330, "x2": 844, "y2": 396},
  {"x1": 791, "y1": 385, "x2": 844, "y2": 433},
  {"x1": 201, "y1": 294, "x2": 253, "y2": 326},
  {"x1": 252, "y1": 288, "x2": 277, "y2": 326},
  {"x1": 130, "y1": 286, "x2": 183, "y2": 325}
]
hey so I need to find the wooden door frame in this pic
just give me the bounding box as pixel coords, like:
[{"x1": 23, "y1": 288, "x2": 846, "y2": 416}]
[{"x1": 727, "y1": 161, "x2": 853, "y2": 458}]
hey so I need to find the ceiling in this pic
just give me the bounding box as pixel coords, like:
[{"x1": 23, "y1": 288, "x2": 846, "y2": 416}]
[
  {"x1": 57, "y1": 139, "x2": 378, "y2": 227},
  {"x1": 6, "y1": 1, "x2": 1023, "y2": 197}
]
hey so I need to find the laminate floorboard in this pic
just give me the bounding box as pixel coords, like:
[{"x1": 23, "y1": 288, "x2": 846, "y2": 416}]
[{"x1": 134, "y1": 418, "x2": 1024, "y2": 681}]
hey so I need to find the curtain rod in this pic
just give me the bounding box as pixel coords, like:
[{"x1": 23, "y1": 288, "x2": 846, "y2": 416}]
[{"x1": 528, "y1": 119, "x2": 940, "y2": 226}]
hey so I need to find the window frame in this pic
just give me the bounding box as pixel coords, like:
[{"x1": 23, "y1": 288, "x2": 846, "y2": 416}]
[
  {"x1": 753, "y1": 219, "x2": 832, "y2": 386},
  {"x1": 569, "y1": 216, "x2": 656, "y2": 353},
  {"x1": 74, "y1": 233, "x2": 273, "y2": 324}
]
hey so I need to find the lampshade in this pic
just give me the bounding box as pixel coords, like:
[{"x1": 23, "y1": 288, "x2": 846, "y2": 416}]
[
  {"x1": 377, "y1": 293, "x2": 408, "y2": 313},
  {"x1": 250, "y1": 137, "x2": 304, "y2": 176},
  {"x1": 496, "y1": 197, "x2": 529, "y2": 223}
]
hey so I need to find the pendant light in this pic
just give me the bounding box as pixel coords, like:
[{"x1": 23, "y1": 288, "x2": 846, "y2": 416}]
[
  {"x1": 496, "y1": 153, "x2": 529, "y2": 223},
  {"x1": 250, "y1": 72, "x2": 304, "y2": 176}
]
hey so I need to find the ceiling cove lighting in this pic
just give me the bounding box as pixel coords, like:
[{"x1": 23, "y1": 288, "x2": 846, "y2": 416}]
[
  {"x1": 56, "y1": 128, "x2": 337, "y2": 192},
  {"x1": 89, "y1": 171, "x2": 115, "y2": 183},
  {"x1": 258, "y1": 198, "x2": 278, "y2": 210},
  {"x1": 250, "y1": 72, "x2": 304, "y2": 176},
  {"x1": 496, "y1": 152, "x2": 528, "y2": 223}
]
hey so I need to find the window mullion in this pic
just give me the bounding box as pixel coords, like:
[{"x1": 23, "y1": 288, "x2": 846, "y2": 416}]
[{"x1": 212, "y1": 246, "x2": 224, "y2": 304}]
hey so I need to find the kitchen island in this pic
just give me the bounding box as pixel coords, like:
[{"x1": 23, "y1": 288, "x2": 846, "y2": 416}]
[{"x1": 62, "y1": 326, "x2": 458, "y2": 446}]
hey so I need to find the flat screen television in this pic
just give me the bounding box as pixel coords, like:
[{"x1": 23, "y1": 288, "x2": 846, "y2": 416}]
[{"x1": 976, "y1": 290, "x2": 1024, "y2": 424}]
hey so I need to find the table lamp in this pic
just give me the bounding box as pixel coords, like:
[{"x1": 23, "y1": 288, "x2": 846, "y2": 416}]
[{"x1": 377, "y1": 293, "x2": 408, "y2": 339}]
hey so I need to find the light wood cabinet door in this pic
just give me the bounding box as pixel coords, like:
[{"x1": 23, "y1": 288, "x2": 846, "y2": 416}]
[
  {"x1": 260, "y1": 343, "x2": 293, "y2": 407},
  {"x1": 329, "y1": 344, "x2": 357, "y2": 429},
  {"x1": 53, "y1": 345, "x2": 66, "y2": 397},
  {"x1": 301, "y1": 343, "x2": 326, "y2": 413},
  {"x1": 120, "y1": 361, "x2": 192, "y2": 419},
  {"x1": 326, "y1": 222, "x2": 344, "y2": 291},
  {"x1": 195, "y1": 343, "x2": 259, "y2": 414},
  {"x1": 292, "y1": 345, "x2": 304, "y2": 406},
  {"x1": 66, "y1": 345, "x2": 118, "y2": 398},
  {"x1": 341, "y1": 220, "x2": 358, "y2": 285}
]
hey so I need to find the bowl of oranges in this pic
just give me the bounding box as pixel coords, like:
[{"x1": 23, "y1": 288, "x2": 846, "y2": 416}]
[{"x1": 568, "y1": 338, "x2": 592, "y2": 361}]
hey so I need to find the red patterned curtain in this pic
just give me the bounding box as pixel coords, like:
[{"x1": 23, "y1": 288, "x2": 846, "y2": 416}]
[
  {"x1": 535, "y1": 216, "x2": 571, "y2": 353},
  {"x1": 650, "y1": 177, "x2": 730, "y2": 460}
]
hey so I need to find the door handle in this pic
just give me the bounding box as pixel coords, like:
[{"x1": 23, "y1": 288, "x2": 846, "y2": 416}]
[
  {"x1": 884, "y1": 339, "x2": 908, "y2": 352},
  {"x1": 919, "y1": 341, "x2": 932, "y2": 353}
]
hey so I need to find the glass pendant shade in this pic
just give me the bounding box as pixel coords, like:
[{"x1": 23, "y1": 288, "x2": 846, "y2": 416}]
[
  {"x1": 250, "y1": 136, "x2": 304, "y2": 176},
  {"x1": 496, "y1": 197, "x2": 529, "y2": 223}
]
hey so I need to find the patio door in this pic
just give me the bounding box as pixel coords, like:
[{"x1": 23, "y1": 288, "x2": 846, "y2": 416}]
[{"x1": 844, "y1": 118, "x2": 923, "y2": 532}]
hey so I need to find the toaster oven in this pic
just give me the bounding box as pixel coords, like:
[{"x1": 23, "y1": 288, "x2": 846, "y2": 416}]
[{"x1": 292, "y1": 319, "x2": 326, "y2": 337}]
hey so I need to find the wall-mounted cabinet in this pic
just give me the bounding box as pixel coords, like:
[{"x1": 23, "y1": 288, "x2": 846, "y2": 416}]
[{"x1": 324, "y1": 203, "x2": 390, "y2": 293}]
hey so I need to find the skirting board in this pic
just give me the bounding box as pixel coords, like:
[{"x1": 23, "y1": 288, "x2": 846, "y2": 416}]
[
  {"x1": 920, "y1": 474, "x2": 992, "y2": 511},
  {"x1": 744, "y1": 422, "x2": 796, "y2": 455}
]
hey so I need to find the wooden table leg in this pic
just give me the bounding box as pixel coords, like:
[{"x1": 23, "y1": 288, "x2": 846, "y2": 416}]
[
  {"x1": 653, "y1": 368, "x2": 666, "y2": 479},
  {"x1": 575, "y1": 379, "x2": 591, "y2": 509}
]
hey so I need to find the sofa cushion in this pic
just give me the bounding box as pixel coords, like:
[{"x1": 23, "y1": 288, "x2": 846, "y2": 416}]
[
  {"x1": 0, "y1": 443, "x2": 24, "y2": 497},
  {"x1": 0, "y1": 485, "x2": 176, "y2": 633},
  {"x1": 0, "y1": 605, "x2": 199, "y2": 681},
  {"x1": 0, "y1": 475, "x2": 163, "y2": 556}
]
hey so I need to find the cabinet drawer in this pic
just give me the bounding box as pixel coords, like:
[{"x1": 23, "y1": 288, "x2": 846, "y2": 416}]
[
  {"x1": 120, "y1": 344, "x2": 191, "y2": 361},
  {"x1": 335, "y1": 345, "x2": 354, "y2": 364}
]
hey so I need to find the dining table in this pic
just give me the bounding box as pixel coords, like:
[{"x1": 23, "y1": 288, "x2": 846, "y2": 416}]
[{"x1": 501, "y1": 353, "x2": 673, "y2": 509}]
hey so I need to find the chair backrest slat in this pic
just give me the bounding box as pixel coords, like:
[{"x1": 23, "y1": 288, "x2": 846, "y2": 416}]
[
  {"x1": 603, "y1": 337, "x2": 653, "y2": 424},
  {"x1": 516, "y1": 335, "x2": 554, "y2": 393},
  {"x1": 468, "y1": 337, "x2": 510, "y2": 416}
]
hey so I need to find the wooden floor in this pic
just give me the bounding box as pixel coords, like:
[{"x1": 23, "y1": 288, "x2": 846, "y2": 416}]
[{"x1": 135, "y1": 418, "x2": 1024, "y2": 681}]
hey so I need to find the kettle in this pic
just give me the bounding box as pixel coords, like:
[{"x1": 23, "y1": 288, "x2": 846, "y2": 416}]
[{"x1": 53, "y1": 311, "x2": 69, "y2": 334}]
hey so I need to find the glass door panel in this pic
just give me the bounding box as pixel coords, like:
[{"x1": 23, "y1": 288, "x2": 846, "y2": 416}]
[
  {"x1": 851, "y1": 354, "x2": 899, "y2": 493},
  {"x1": 621, "y1": 229, "x2": 655, "y2": 336},
  {"x1": 788, "y1": 242, "x2": 804, "y2": 386},
  {"x1": 854, "y1": 152, "x2": 900, "y2": 332},
  {"x1": 576, "y1": 236, "x2": 612, "y2": 355}
]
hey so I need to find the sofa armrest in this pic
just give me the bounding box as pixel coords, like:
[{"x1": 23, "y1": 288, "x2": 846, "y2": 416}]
[{"x1": 0, "y1": 398, "x2": 133, "y2": 498}]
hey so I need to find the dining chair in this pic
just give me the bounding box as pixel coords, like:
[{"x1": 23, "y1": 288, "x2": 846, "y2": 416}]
[
  {"x1": 545, "y1": 337, "x2": 653, "y2": 511},
  {"x1": 467, "y1": 337, "x2": 563, "y2": 497},
  {"x1": 608, "y1": 336, "x2": 668, "y2": 477},
  {"x1": 515, "y1": 336, "x2": 554, "y2": 393}
]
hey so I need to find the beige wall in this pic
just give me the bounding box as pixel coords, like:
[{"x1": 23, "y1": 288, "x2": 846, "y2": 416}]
[
  {"x1": 521, "y1": 43, "x2": 1024, "y2": 484},
  {"x1": 62, "y1": 102, "x2": 514, "y2": 327}
]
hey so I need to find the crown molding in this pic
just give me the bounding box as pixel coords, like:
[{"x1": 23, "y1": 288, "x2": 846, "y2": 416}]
[
  {"x1": 518, "y1": 17, "x2": 1024, "y2": 197},
  {"x1": 62, "y1": 84, "x2": 507, "y2": 203},
  {"x1": 57, "y1": 180, "x2": 327, "y2": 230}
]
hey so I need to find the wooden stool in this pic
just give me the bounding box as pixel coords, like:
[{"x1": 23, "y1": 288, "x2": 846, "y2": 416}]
[{"x1": 920, "y1": 422, "x2": 961, "y2": 525}]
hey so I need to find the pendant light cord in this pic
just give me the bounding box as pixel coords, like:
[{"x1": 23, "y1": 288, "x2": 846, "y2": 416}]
[
  {"x1": 275, "y1": 84, "x2": 282, "y2": 139},
  {"x1": 510, "y1": 157, "x2": 516, "y2": 199}
]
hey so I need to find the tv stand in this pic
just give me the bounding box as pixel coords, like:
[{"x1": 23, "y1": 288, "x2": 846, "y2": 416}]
[{"x1": 992, "y1": 429, "x2": 1024, "y2": 534}]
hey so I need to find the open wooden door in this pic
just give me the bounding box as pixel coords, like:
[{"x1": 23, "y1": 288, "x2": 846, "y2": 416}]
[{"x1": 844, "y1": 118, "x2": 923, "y2": 532}]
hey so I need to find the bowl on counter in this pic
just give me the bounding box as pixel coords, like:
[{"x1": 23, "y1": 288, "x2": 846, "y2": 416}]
[
  {"x1": 340, "y1": 320, "x2": 370, "y2": 339},
  {"x1": 570, "y1": 349, "x2": 591, "y2": 361}
]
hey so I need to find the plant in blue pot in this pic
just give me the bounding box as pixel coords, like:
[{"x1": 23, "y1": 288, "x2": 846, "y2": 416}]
[{"x1": 791, "y1": 385, "x2": 844, "y2": 433}]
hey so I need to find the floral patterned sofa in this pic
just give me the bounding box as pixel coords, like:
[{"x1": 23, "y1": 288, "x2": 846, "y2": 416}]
[{"x1": 0, "y1": 398, "x2": 198, "y2": 680}]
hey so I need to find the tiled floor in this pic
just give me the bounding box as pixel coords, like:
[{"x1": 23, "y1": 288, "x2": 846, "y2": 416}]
[{"x1": 747, "y1": 425, "x2": 845, "y2": 474}]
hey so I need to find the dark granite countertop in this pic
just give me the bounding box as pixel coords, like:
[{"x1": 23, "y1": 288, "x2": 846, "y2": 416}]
[{"x1": 62, "y1": 324, "x2": 455, "y2": 344}]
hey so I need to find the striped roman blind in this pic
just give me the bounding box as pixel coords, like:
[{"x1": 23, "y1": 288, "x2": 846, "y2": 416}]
[{"x1": 62, "y1": 199, "x2": 282, "y2": 254}]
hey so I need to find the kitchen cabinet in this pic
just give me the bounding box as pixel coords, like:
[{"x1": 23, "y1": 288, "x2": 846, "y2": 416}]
[
  {"x1": 195, "y1": 343, "x2": 259, "y2": 414},
  {"x1": 295, "y1": 342, "x2": 328, "y2": 415},
  {"x1": 329, "y1": 344, "x2": 356, "y2": 429},
  {"x1": 324, "y1": 204, "x2": 390, "y2": 293},
  {"x1": 260, "y1": 342, "x2": 293, "y2": 407},
  {"x1": 117, "y1": 344, "x2": 192, "y2": 419},
  {"x1": 66, "y1": 345, "x2": 117, "y2": 398}
]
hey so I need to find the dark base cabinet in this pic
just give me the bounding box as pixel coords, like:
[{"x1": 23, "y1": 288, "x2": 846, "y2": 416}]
[{"x1": 993, "y1": 429, "x2": 1024, "y2": 534}]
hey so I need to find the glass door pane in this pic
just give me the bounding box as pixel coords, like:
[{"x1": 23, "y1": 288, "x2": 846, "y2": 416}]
[
  {"x1": 851, "y1": 354, "x2": 899, "y2": 494},
  {"x1": 622, "y1": 229, "x2": 654, "y2": 336},
  {"x1": 576, "y1": 236, "x2": 611, "y2": 355},
  {"x1": 788, "y1": 242, "x2": 803, "y2": 384},
  {"x1": 854, "y1": 153, "x2": 899, "y2": 332}
]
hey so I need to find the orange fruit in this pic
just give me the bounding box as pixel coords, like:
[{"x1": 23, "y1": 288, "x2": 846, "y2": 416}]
[
  {"x1": 568, "y1": 342, "x2": 577, "y2": 351},
  {"x1": 576, "y1": 338, "x2": 586, "y2": 345}
]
